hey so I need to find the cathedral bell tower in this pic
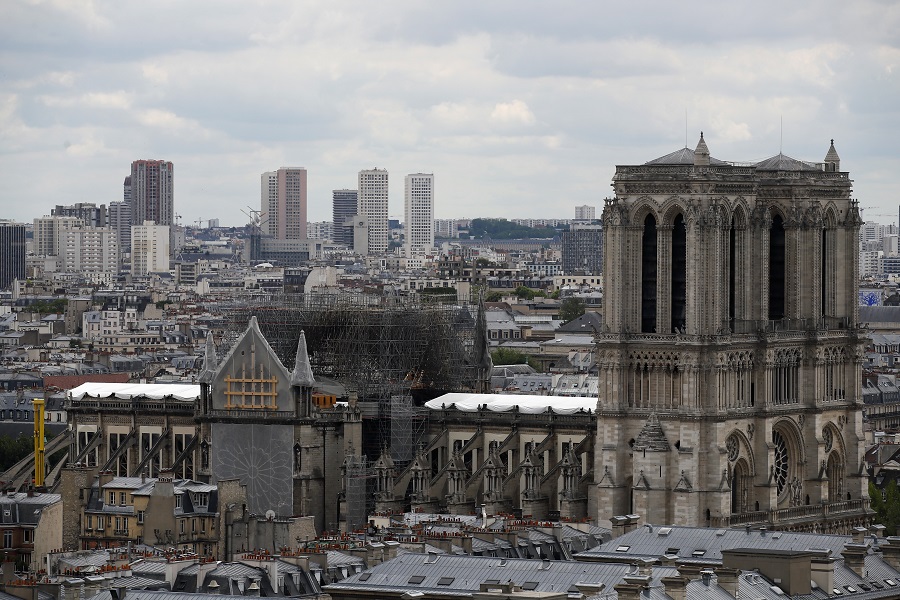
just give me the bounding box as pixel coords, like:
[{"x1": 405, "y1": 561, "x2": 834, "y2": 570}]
[{"x1": 594, "y1": 135, "x2": 868, "y2": 531}]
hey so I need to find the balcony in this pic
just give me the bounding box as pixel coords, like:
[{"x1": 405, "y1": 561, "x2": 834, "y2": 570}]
[{"x1": 709, "y1": 499, "x2": 871, "y2": 530}]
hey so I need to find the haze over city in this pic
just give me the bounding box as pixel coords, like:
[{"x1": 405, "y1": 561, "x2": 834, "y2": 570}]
[{"x1": 2, "y1": 0, "x2": 899, "y2": 225}]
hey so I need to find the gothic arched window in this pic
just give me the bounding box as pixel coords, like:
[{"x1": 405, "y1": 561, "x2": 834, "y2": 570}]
[
  {"x1": 671, "y1": 214, "x2": 686, "y2": 332},
  {"x1": 641, "y1": 214, "x2": 658, "y2": 333},
  {"x1": 769, "y1": 213, "x2": 786, "y2": 320}
]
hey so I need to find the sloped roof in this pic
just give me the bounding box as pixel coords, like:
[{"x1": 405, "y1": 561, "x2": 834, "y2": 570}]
[
  {"x1": 645, "y1": 147, "x2": 728, "y2": 165},
  {"x1": 754, "y1": 153, "x2": 821, "y2": 171}
]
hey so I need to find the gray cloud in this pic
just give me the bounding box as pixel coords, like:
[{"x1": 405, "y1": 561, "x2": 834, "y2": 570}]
[{"x1": 1, "y1": 0, "x2": 898, "y2": 225}]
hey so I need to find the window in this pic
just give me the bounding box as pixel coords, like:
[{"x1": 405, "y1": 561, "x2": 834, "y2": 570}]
[
  {"x1": 3, "y1": 531, "x2": 11, "y2": 548},
  {"x1": 437, "y1": 577, "x2": 454, "y2": 586},
  {"x1": 138, "y1": 511, "x2": 145, "y2": 524},
  {"x1": 175, "y1": 494, "x2": 182, "y2": 509},
  {"x1": 120, "y1": 492, "x2": 127, "y2": 506},
  {"x1": 22, "y1": 530, "x2": 31, "y2": 543},
  {"x1": 408, "y1": 576, "x2": 425, "y2": 585},
  {"x1": 108, "y1": 492, "x2": 115, "y2": 505}
]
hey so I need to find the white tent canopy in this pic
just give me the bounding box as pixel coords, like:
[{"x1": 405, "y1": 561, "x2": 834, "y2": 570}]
[
  {"x1": 425, "y1": 392, "x2": 596, "y2": 415},
  {"x1": 68, "y1": 383, "x2": 201, "y2": 401}
]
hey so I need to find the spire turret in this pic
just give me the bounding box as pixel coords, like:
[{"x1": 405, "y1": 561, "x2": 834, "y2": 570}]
[
  {"x1": 290, "y1": 330, "x2": 315, "y2": 387},
  {"x1": 824, "y1": 138, "x2": 840, "y2": 171},
  {"x1": 693, "y1": 131, "x2": 710, "y2": 166}
]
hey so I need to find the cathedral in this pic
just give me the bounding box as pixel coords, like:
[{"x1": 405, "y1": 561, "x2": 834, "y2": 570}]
[{"x1": 593, "y1": 135, "x2": 869, "y2": 530}]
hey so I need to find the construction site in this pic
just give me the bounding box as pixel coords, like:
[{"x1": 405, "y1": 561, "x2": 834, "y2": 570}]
[{"x1": 218, "y1": 291, "x2": 489, "y2": 523}]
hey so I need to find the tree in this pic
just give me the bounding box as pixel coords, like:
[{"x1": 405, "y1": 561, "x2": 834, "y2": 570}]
[
  {"x1": 514, "y1": 286, "x2": 536, "y2": 300},
  {"x1": 559, "y1": 297, "x2": 586, "y2": 323},
  {"x1": 870, "y1": 480, "x2": 900, "y2": 535},
  {"x1": 485, "y1": 291, "x2": 503, "y2": 302},
  {"x1": 491, "y1": 348, "x2": 541, "y2": 371}
]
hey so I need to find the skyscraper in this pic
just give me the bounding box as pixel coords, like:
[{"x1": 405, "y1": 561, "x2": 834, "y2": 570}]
[
  {"x1": 358, "y1": 168, "x2": 388, "y2": 254},
  {"x1": 130, "y1": 160, "x2": 174, "y2": 226},
  {"x1": 404, "y1": 173, "x2": 434, "y2": 256},
  {"x1": 561, "y1": 222, "x2": 602, "y2": 275},
  {"x1": 260, "y1": 168, "x2": 307, "y2": 239},
  {"x1": 0, "y1": 222, "x2": 25, "y2": 290},
  {"x1": 332, "y1": 189, "x2": 358, "y2": 248},
  {"x1": 108, "y1": 201, "x2": 132, "y2": 263},
  {"x1": 131, "y1": 221, "x2": 170, "y2": 276},
  {"x1": 123, "y1": 176, "x2": 132, "y2": 204}
]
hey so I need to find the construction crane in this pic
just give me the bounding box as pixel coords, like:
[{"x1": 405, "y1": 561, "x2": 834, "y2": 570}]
[{"x1": 33, "y1": 399, "x2": 44, "y2": 488}]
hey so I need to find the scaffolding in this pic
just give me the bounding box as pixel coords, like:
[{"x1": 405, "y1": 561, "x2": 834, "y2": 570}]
[
  {"x1": 343, "y1": 455, "x2": 370, "y2": 534},
  {"x1": 218, "y1": 291, "x2": 480, "y2": 462}
]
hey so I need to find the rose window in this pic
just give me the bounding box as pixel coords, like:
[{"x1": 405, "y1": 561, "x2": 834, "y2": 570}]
[{"x1": 773, "y1": 430, "x2": 789, "y2": 496}]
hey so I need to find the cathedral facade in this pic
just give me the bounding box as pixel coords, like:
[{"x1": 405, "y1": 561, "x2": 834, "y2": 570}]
[{"x1": 593, "y1": 135, "x2": 869, "y2": 531}]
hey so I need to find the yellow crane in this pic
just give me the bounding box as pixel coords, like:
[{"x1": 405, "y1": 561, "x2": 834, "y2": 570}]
[{"x1": 33, "y1": 399, "x2": 44, "y2": 488}]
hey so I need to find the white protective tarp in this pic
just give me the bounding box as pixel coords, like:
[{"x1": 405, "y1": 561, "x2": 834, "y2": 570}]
[
  {"x1": 424, "y1": 392, "x2": 595, "y2": 415},
  {"x1": 68, "y1": 382, "x2": 201, "y2": 401}
]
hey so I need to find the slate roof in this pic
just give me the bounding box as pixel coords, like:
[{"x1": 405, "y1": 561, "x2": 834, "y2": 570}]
[
  {"x1": 645, "y1": 147, "x2": 728, "y2": 166},
  {"x1": 326, "y1": 553, "x2": 674, "y2": 597},
  {"x1": 755, "y1": 153, "x2": 821, "y2": 171},
  {"x1": 576, "y1": 524, "x2": 863, "y2": 564}
]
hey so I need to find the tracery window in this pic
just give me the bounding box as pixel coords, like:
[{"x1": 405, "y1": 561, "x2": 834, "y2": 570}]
[{"x1": 773, "y1": 429, "x2": 789, "y2": 496}]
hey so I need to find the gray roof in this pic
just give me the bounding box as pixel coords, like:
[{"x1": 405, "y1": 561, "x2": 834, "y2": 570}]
[
  {"x1": 325, "y1": 553, "x2": 671, "y2": 596},
  {"x1": 861, "y1": 306, "x2": 900, "y2": 324},
  {"x1": 645, "y1": 147, "x2": 728, "y2": 166},
  {"x1": 576, "y1": 524, "x2": 862, "y2": 564},
  {"x1": 754, "y1": 153, "x2": 821, "y2": 171}
]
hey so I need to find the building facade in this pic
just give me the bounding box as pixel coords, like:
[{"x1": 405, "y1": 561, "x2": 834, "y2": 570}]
[
  {"x1": 575, "y1": 204, "x2": 596, "y2": 220},
  {"x1": 561, "y1": 223, "x2": 603, "y2": 275},
  {"x1": 33, "y1": 216, "x2": 83, "y2": 257},
  {"x1": 261, "y1": 168, "x2": 308, "y2": 240},
  {"x1": 131, "y1": 221, "x2": 170, "y2": 276},
  {"x1": 130, "y1": 159, "x2": 174, "y2": 226},
  {"x1": 594, "y1": 135, "x2": 867, "y2": 531},
  {"x1": 332, "y1": 189, "x2": 358, "y2": 248},
  {"x1": 59, "y1": 227, "x2": 119, "y2": 276},
  {"x1": 0, "y1": 221, "x2": 26, "y2": 290},
  {"x1": 108, "y1": 201, "x2": 132, "y2": 264},
  {"x1": 404, "y1": 173, "x2": 434, "y2": 256},
  {"x1": 358, "y1": 169, "x2": 388, "y2": 254}
]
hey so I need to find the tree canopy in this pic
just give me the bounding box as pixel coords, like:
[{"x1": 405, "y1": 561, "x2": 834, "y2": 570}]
[
  {"x1": 559, "y1": 297, "x2": 587, "y2": 323},
  {"x1": 870, "y1": 480, "x2": 900, "y2": 535}
]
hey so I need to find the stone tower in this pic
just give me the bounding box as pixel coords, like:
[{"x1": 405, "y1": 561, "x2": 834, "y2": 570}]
[{"x1": 594, "y1": 134, "x2": 869, "y2": 531}]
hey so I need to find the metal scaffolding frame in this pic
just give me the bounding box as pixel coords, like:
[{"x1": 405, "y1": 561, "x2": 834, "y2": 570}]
[{"x1": 217, "y1": 291, "x2": 479, "y2": 461}]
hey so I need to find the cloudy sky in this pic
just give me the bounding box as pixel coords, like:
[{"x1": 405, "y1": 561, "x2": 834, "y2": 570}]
[{"x1": 3, "y1": 0, "x2": 899, "y2": 226}]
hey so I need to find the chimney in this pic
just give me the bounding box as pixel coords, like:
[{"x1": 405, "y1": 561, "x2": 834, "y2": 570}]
[
  {"x1": 852, "y1": 526, "x2": 869, "y2": 544},
  {"x1": 99, "y1": 470, "x2": 115, "y2": 489},
  {"x1": 660, "y1": 574, "x2": 689, "y2": 600},
  {"x1": 460, "y1": 535, "x2": 473, "y2": 554},
  {"x1": 615, "y1": 574, "x2": 651, "y2": 600},
  {"x1": 842, "y1": 543, "x2": 868, "y2": 577},
  {"x1": 715, "y1": 567, "x2": 739, "y2": 598},
  {"x1": 871, "y1": 524, "x2": 887, "y2": 538},
  {"x1": 624, "y1": 514, "x2": 641, "y2": 534},
  {"x1": 881, "y1": 536, "x2": 900, "y2": 570},
  {"x1": 810, "y1": 551, "x2": 835, "y2": 593},
  {"x1": 610, "y1": 515, "x2": 629, "y2": 539}
]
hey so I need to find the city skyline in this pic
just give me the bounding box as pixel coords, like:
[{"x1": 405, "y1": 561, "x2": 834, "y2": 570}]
[{"x1": 1, "y1": 2, "x2": 899, "y2": 226}]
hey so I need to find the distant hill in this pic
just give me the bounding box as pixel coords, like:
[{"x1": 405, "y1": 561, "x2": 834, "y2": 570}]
[{"x1": 465, "y1": 218, "x2": 563, "y2": 240}]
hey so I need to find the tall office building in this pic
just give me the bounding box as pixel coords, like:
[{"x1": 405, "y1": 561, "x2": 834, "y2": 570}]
[
  {"x1": 33, "y1": 216, "x2": 83, "y2": 257},
  {"x1": 52, "y1": 203, "x2": 107, "y2": 228},
  {"x1": 561, "y1": 223, "x2": 602, "y2": 275},
  {"x1": 131, "y1": 221, "x2": 170, "y2": 276},
  {"x1": 332, "y1": 189, "x2": 358, "y2": 248},
  {"x1": 130, "y1": 160, "x2": 174, "y2": 226},
  {"x1": 260, "y1": 168, "x2": 307, "y2": 240},
  {"x1": 358, "y1": 168, "x2": 389, "y2": 254},
  {"x1": 123, "y1": 176, "x2": 132, "y2": 204},
  {"x1": 108, "y1": 201, "x2": 132, "y2": 262},
  {"x1": 575, "y1": 204, "x2": 596, "y2": 220},
  {"x1": 0, "y1": 222, "x2": 26, "y2": 290},
  {"x1": 404, "y1": 173, "x2": 434, "y2": 256}
]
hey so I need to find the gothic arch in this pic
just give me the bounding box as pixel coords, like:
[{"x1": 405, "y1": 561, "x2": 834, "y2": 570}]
[
  {"x1": 731, "y1": 457, "x2": 753, "y2": 514},
  {"x1": 731, "y1": 198, "x2": 751, "y2": 227},
  {"x1": 772, "y1": 419, "x2": 805, "y2": 507},
  {"x1": 631, "y1": 199, "x2": 660, "y2": 225},
  {"x1": 660, "y1": 197, "x2": 689, "y2": 226},
  {"x1": 822, "y1": 423, "x2": 846, "y2": 502},
  {"x1": 822, "y1": 205, "x2": 839, "y2": 228},
  {"x1": 725, "y1": 429, "x2": 756, "y2": 476}
]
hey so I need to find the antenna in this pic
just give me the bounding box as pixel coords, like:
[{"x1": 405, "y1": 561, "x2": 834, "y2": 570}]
[
  {"x1": 780, "y1": 115, "x2": 783, "y2": 154},
  {"x1": 685, "y1": 109, "x2": 688, "y2": 148}
]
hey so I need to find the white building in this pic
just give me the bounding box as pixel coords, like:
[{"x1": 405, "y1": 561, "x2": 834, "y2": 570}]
[
  {"x1": 434, "y1": 219, "x2": 459, "y2": 239},
  {"x1": 574, "y1": 205, "x2": 596, "y2": 220},
  {"x1": 131, "y1": 221, "x2": 170, "y2": 276},
  {"x1": 60, "y1": 227, "x2": 119, "y2": 276},
  {"x1": 33, "y1": 216, "x2": 83, "y2": 257},
  {"x1": 404, "y1": 173, "x2": 434, "y2": 257},
  {"x1": 358, "y1": 168, "x2": 388, "y2": 254}
]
